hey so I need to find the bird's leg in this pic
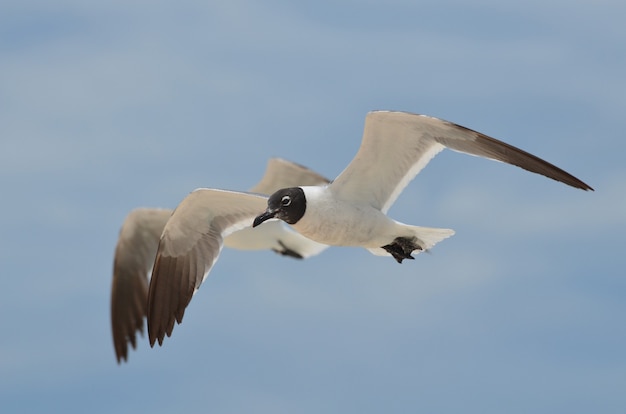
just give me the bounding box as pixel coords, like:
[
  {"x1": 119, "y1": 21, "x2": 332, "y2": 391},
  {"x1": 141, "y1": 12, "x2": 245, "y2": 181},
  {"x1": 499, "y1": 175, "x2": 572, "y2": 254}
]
[
  {"x1": 382, "y1": 237, "x2": 422, "y2": 264},
  {"x1": 272, "y1": 240, "x2": 304, "y2": 259}
]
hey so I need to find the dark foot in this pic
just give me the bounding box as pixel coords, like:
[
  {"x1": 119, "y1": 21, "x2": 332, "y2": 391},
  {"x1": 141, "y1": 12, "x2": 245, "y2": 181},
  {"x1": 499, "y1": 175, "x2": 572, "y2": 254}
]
[
  {"x1": 272, "y1": 240, "x2": 304, "y2": 259},
  {"x1": 382, "y1": 237, "x2": 423, "y2": 264}
]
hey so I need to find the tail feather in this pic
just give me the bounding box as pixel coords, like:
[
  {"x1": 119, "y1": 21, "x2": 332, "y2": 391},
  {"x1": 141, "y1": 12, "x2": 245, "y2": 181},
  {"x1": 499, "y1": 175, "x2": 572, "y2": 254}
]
[{"x1": 367, "y1": 225, "x2": 455, "y2": 257}]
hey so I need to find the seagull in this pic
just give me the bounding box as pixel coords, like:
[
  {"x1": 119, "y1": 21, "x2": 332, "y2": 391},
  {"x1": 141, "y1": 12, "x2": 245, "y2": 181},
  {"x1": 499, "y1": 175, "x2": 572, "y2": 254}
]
[
  {"x1": 147, "y1": 110, "x2": 592, "y2": 346},
  {"x1": 111, "y1": 158, "x2": 330, "y2": 363}
]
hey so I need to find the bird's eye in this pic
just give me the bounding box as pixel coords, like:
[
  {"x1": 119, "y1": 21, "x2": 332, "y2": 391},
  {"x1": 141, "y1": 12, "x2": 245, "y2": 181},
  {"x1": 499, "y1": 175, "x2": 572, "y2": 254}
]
[{"x1": 281, "y1": 195, "x2": 291, "y2": 206}]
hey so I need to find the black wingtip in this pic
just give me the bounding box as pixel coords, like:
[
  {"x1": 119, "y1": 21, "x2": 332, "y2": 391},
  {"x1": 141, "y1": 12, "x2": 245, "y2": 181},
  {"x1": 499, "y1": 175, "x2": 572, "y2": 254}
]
[
  {"x1": 561, "y1": 177, "x2": 593, "y2": 191},
  {"x1": 557, "y1": 172, "x2": 593, "y2": 191}
]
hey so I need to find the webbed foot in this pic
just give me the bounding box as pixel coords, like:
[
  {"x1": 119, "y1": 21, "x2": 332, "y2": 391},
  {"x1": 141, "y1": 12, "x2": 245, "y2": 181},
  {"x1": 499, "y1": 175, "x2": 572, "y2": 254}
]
[{"x1": 382, "y1": 237, "x2": 423, "y2": 264}]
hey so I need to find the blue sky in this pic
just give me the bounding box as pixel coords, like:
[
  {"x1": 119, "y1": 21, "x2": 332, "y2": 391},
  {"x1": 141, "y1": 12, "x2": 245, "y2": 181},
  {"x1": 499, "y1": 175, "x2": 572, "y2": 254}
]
[{"x1": 1, "y1": 0, "x2": 624, "y2": 413}]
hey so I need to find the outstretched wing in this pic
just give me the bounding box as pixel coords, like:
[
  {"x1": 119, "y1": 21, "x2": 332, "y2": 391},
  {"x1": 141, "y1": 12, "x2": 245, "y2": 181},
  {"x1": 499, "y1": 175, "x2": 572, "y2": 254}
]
[
  {"x1": 330, "y1": 111, "x2": 592, "y2": 213},
  {"x1": 111, "y1": 208, "x2": 172, "y2": 363},
  {"x1": 147, "y1": 189, "x2": 268, "y2": 346}
]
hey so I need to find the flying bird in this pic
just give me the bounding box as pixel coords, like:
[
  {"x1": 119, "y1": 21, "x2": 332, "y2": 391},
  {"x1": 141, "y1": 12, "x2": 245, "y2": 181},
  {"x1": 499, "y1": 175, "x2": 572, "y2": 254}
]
[
  {"x1": 111, "y1": 158, "x2": 329, "y2": 363},
  {"x1": 148, "y1": 110, "x2": 592, "y2": 346}
]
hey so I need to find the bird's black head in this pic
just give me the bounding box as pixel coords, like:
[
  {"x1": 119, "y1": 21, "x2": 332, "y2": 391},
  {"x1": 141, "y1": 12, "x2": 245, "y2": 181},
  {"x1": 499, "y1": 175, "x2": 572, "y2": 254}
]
[{"x1": 253, "y1": 187, "x2": 306, "y2": 227}]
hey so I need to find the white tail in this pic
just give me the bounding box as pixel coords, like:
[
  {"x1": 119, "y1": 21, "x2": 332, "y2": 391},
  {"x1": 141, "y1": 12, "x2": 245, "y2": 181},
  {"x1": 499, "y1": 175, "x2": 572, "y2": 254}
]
[{"x1": 367, "y1": 225, "x2": 455, "y2": 257}]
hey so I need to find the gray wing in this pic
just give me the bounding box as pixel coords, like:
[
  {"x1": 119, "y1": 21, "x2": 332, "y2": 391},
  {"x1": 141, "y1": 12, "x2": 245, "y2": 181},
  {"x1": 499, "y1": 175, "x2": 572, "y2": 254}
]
[
  {"x1": 147, "y1": 189, "x2": 268, "y2": 346},
  {"x1": 330, "y1": 111, "x2": 593, "y2": 213},
  {"x1": 111, "y1": 208, "x2": 172, "y2": 363},
  {"x1": 250, "y1": 157, "x2": 330, "y2": 194}
]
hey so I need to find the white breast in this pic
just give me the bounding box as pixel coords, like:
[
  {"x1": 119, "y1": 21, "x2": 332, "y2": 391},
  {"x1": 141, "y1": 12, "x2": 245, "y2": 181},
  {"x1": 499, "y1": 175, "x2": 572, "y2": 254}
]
[{"x1": 293, "y1": 186, "x2": 396, "y2": 247}]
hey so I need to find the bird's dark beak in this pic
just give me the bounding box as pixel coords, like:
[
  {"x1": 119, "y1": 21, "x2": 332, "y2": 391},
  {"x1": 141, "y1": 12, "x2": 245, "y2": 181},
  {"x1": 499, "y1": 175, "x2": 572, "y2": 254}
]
[{"x1": 253, "y1": 209, "x2": 277, "y2": 228}]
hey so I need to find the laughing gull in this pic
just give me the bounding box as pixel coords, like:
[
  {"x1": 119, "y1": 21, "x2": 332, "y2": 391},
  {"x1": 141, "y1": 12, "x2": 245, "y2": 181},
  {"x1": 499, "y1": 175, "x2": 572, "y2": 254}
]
[
  {"x1": 111, "y1": 158, "x2": 329, "y2": 362},
  {"x1": 147, "y1": 110, "x2": 592, "y2": 346}
]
